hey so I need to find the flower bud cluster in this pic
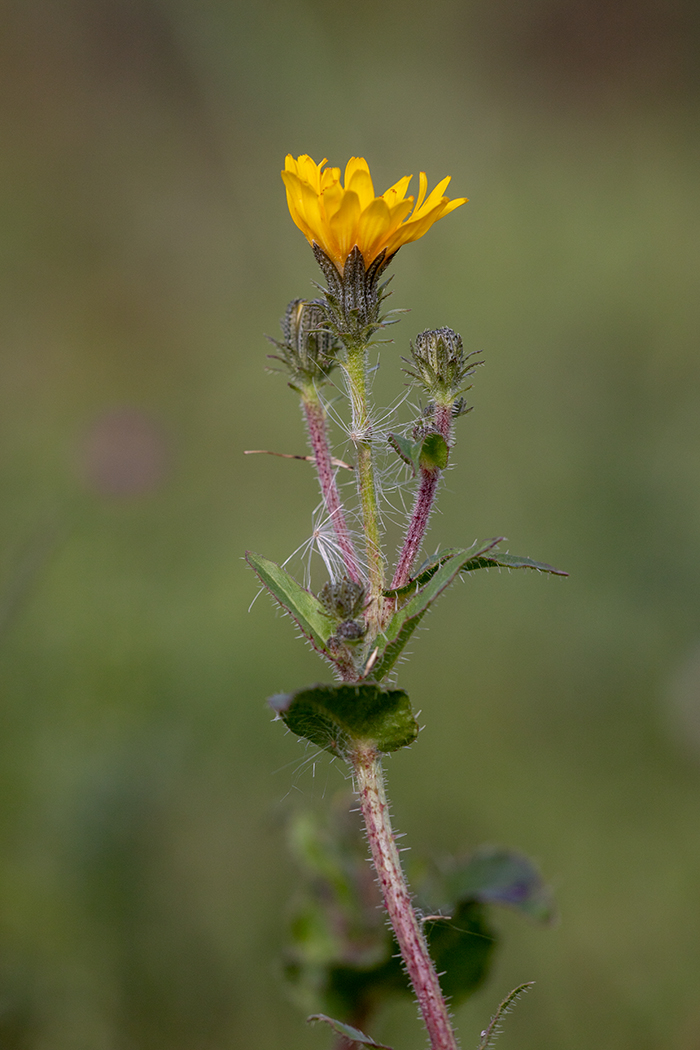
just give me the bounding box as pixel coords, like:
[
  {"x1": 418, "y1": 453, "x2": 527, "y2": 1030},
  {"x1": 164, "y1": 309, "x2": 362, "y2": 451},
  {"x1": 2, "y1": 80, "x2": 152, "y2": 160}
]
[
  {"x1": 268, "y1": 299, "x2": 339, "y2": 390},
  {"x1": 319, "y1": 576, "x2": 365, "y2": 620},
  {"x1": 319, "y1": 576, "x2": 367, "y2": 649},
  {"x1": 405, "y1": 327, "x2": 482, "y2": 414}
]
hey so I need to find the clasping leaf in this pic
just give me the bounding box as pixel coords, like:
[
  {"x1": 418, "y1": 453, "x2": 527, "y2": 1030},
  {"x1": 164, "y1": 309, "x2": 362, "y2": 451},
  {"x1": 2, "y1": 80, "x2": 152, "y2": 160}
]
[
  {"x1": 388, "y1": 431, "x2": 449, "y2": 475},
  {"x1": 269, "y1": 683, "x2": 418, "y2": 759}
]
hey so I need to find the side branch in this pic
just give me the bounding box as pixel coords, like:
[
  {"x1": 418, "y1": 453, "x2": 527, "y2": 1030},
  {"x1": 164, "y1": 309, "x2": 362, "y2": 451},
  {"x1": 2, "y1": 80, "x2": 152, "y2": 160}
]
[
  {"x1": 353, "y1": 746, "x2": 459, "y2": 1050},
  {"x1": 391, "y1": 466, "x2": 439, "y2": 591},
  {"x1": 302, "y1": 387, "x2": 363, "y2": 585},
  {"x1": 392, "y1": 406, "x2": 453, "y2": 591}
]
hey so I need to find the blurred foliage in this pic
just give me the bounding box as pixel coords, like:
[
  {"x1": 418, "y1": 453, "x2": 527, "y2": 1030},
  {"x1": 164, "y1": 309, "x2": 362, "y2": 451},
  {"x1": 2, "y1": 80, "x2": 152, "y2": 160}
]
[
  {"x1": 1, "y1": 0, "x2": 700, "y2": 1048},
  {"x1": 284, "y1": 798, "x2": 550, "y2": 1027}
]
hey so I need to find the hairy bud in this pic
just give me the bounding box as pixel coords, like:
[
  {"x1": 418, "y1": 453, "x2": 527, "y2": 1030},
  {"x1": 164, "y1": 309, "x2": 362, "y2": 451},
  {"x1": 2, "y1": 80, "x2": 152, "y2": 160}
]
[
  {"x1": 318, "y1": 576, "x2": 366, "y2": 621},
  {"x1": 405, "y1": 327, "x2": 482, "y2": 410},
  {"x1": 319, "y1": 576, "x2": 367, "y2": 650},
  {"x1": 268, "y1": 299, "x2": 339, "y2": 390}
]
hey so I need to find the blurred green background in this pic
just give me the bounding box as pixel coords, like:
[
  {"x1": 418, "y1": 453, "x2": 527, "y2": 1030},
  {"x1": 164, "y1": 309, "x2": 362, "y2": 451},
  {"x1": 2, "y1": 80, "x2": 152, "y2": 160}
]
[{"x1": 2, "y1": 0, "x2": 700, "y2": 1047}]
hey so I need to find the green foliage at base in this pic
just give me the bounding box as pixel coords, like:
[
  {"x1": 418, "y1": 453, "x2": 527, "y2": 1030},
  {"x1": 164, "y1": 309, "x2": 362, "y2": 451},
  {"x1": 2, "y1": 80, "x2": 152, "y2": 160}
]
[
  {"x1": 284, "y1": 803, "x2": 553, "y2": 1031},
  {"x1": 269, "y1": 683, "x2": 418, "y2": 759}
]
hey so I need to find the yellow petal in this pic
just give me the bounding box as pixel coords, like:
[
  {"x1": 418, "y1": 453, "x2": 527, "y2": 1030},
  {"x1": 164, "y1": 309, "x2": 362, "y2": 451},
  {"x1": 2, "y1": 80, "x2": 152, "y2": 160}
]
[
  {"x1": 321, "y1": 181, "x2": 345, "y2": 221},
  {"x1": 296, "y1": 154, "x2": 326, "y2": 192},
  {"x1": 412, "y1": 176, "x2": 452, "y2": 218},
  {"x1": 382, "y1": 175, "x2": 412, "y2": 207},
  {"x1": 285, "y1": 170, "x2": 327, "y2": 245},
  {"x1": 381, "y1": 197, "x2": 416, "y2": 245},
  {"x1": 344, "y1": 156, "x2": 372, "y2": 188},
  {"x1": 356, "y1": 198, "x2": 392, "y2": 262},
  {"x1": 281, "y1": 171, "x2": 315, "y2": 241},
  {"x1": 320, "y1": 166, "x2": 341, "y2": 192},
  {"x1": 346, "y1": 166, "x2": 375, "y2": 210},
  {"x1": 414, "y1": 172, "x2": 428, "y2": 212},
  {"x1": 329, "y1": 189, "x2": 362, "y2": 263}
]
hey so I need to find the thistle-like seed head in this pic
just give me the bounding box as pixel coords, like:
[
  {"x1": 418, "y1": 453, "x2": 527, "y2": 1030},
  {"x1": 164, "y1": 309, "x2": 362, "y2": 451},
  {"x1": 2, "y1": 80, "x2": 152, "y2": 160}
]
[{"x1": 268, "y1": 299, "x2": 339, "y2": 390}]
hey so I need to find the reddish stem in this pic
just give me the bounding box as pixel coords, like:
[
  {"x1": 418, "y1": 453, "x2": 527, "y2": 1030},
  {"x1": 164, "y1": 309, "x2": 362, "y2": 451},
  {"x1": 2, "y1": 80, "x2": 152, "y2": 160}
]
[
  {"x1": 391, "y1": 467, "x2": 439, "y2": 590},
  {"x1": 353, "y1": 746, "x2": 459, "y2": 1050},
  {"x1": 391, "y1": 406, "x2": 453, "y2": 592},
  {"x1": 302, "y1": 391, "x2": 363, "y2": 585}
]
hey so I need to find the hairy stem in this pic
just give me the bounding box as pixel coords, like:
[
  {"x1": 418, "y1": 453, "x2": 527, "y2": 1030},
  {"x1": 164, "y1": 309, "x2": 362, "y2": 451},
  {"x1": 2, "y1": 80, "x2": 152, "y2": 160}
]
[
  {"x1": 343, "y1": 344, "x2": 385, "y2": 624},
  {"x1": 301, "y1": 386, "x2": 363, "y2": 585},
  {"x1": 353, "y1": 746, "x2": 459, "y2": 1050},
  {"x1": 392, "y1": 404, "x2": 454, "y2": 591},
  {"x1": 391, "y1": 466, "x2": 439, "y2": 590}
]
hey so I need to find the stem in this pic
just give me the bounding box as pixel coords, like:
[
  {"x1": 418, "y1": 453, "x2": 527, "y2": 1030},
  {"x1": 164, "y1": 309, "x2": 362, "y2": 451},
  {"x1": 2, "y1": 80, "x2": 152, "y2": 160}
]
[
  {"x1": 343, "y1": 344, "x2": 385, "y2": 622},
  {"x1": 353, "y1": 746, "x2": 459, "y2": 1050},
  {"x1": 391, "y1": 404, "x2": 454, "y2": 591},
  {"x1": 391, "y1": 467, "x2": 439, "y2": 591},
  {"x1": 301, "y1": 386, "x2": 363, "y2": 585}
]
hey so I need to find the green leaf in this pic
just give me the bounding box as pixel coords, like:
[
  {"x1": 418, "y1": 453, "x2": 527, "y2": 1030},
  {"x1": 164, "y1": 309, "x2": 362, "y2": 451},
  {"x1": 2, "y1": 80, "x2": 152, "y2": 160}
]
[
  {"x1": 387, "y1": 432, "x2": 420, "y2": 475},
  {"x1": 435, "y1": 847, "x2": 556, "y2": 924},
  {"x1": 373, "y1": 545, "x2": 499, "y2": 681},
  {"x1": 424, "y1": 901, "x2": 496, "y2": 1006},
  {"x1": 419, "y1": 432, "x2": 449, "y2": 471},
  {"x1": 245, "y1": 552, "x2": 336, "y2": 654},
  {"x1": 373, "y1": 541, "x2": 566, "y2": 680},
  {"x1": 384, "y1": 541, "x2": 567, "y2": 602},
  {"x1": 269, "y1": 683, "x2": 418, "y2": 758},
  {"x1": 383, "y1": 540, "x2": 502, "y2": 601},
  {"x1": 308, "y1": 1014, "x2": 393, "y2": 1049},
  {"x1": 461, "y1": 551, "x2": 568, "y2": 576},
  {"x1": 388, "y1": 432, "x2": 450, "y2": 475}
]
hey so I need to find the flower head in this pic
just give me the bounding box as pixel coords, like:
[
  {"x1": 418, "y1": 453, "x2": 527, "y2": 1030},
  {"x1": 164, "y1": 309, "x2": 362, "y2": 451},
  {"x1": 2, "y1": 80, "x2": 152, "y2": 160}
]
[{"x1": 282, "y1": 155, "x2": 468, "y2": 274}]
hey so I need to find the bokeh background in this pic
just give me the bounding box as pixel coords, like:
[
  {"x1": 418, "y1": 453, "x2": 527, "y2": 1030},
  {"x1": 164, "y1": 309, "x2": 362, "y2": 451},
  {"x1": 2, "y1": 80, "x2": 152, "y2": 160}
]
[{"x1": 2, "y1": 0, "x2": 700, "y2": 1047}]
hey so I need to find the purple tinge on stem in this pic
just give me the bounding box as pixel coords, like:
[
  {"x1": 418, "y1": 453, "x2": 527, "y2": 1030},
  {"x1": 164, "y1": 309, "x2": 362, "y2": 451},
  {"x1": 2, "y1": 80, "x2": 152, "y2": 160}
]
[{"x1": 302, "y1": 394, "x2": 363, "y2": 584}]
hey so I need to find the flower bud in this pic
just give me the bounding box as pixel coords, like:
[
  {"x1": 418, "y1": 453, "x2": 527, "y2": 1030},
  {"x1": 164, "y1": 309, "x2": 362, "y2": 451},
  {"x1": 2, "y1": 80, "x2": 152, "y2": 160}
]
[
  {"x1": 318, "y1": 576, "x2": 366, "y2": 621},
  {"x1": 405, "y1": 327, "x2": 482, "y2": 409},
  {"x1": 268, "y1": 299, "x2": 339, "y2": 390}
]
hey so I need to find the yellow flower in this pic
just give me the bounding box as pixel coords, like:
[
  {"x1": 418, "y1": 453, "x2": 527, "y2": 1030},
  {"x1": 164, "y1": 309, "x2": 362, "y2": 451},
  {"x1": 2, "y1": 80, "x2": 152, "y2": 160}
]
[{"x1": 281, "y1": 154, "x2": 468, "y2": 273}]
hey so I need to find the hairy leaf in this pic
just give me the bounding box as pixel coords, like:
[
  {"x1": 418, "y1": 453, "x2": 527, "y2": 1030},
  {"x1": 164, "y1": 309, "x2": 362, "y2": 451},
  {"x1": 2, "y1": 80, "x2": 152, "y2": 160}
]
[
  {"x1": 245, "y1": 552, "x2": 335, "y2": 654},
  {"x1": 372, "y1": 544, "x2": 501, "y2": 680},
  {"x1": 464, "y1": 551, "x2": 568, "y2": 576},
  {"x1": 269, "y1": 683, "x2": 418, "y2": 758},
  {"x1": 384, "y1": 540, "x2": 567, "y2": 601},
  {"x1": 387, "y1": 432, "x2": 421, "y2": 475},
  {"x1": 388, "y1": 432, "x2": 449, "y2": 475}
]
